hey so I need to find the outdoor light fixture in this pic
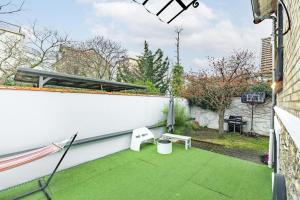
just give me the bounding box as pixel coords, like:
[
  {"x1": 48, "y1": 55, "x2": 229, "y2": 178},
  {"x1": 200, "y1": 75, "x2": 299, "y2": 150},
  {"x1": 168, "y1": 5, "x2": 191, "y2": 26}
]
[
  {"x1": 132, "y1": 0, "x2": 199, "y2": 24},
  {"x1": 250, "y1": 0, "x2": 277, "y2": 24}
]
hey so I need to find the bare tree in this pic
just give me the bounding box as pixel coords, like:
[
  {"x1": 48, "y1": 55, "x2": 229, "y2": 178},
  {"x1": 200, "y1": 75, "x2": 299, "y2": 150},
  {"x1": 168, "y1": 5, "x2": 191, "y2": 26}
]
[
  {"x1": 24, "y1": 24, "x2": 68, "y2": 69},
  {"x1": 55, "y1": 37, "x2": 128, "y2": 81},
  {"x1": 175, "y1": 27, "x2": 183, "y2": 65},
  {"x1": 54, "y1": 44, "x2": 90, "y2": 77},
  {"x1": 84, "y1": 36, "x2": 128, "y2": 80},
  {"x1": 0, "y1": 24, "x2": 68, "y2": 84},
  {"x1": 0, "y1": 0, "x2": 24, "y2": 15},
  {"x1": 54, "y1": 43, "x2": 107, "y2": 78},
  {"x1": 0, "y1": 33, "x2": 23, "y2": 83},
  {"x1": 183, "y1": 50, "x2": 257, "y2": 135},
  {"x1": 0, "y1": 0, "x2": 24, "y2": 84},
  {"x1": 171, "y1": 27, "x2": 184, "y2": 96},
  {"x1": 0, "y1": 0, "x2": 24, "y2": 36}
]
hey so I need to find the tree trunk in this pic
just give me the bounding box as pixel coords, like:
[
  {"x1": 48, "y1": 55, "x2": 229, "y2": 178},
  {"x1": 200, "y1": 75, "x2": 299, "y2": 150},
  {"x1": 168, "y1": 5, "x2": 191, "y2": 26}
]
[{"x1": 218, "y1": 109, "x2": 225, "y2": 136}]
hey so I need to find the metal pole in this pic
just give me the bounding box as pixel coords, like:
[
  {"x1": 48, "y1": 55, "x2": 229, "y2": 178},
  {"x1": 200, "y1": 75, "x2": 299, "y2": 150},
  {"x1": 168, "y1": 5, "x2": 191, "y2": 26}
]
[
  {"x1": 273, "y1": 2, "x2": 284, "y2": 174},
  {"x1": 12, "y1": 134, "x2": 77, "y2": 200},
  {"x1": 251, "y1": 104, "x2": 254, "y2": 133},
  {"x1": 45, "y1": 133, "x2": 77, "y2": 186},
  {"x1": 268, "y1": 16, "x2": 277, "y2": 169}
]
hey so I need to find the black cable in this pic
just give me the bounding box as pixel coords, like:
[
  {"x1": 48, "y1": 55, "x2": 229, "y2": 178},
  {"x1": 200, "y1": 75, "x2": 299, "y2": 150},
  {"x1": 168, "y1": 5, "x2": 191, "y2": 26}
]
[{"x1": 279, "y1": 0, "x2": 291, "y2": 35}]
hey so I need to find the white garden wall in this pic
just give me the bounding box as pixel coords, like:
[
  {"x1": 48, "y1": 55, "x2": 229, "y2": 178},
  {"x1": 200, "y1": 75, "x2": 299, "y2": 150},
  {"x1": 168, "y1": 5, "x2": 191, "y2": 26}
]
[
  {"x1": 191, "y1": 97, "x2": 272, "y2": 136},
  {"x1": 0, "y1": 88, "x2": 188, "y2": 190}
]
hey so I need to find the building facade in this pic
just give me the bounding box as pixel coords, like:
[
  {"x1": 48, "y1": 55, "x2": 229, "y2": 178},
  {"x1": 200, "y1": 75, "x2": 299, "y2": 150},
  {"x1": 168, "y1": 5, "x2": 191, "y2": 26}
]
[
  {"x1": 274, "y1": 0, "x2": 300, "y2": 199},
  {"x1": 260, "y1": 37, "x2": 273, "y2": 80},
  {"x1": 54, "y1": 46, "x2": 110, "y2": 80},
  {"x1": 0, "y1": 31, "x2": 24, "y2": 84}
]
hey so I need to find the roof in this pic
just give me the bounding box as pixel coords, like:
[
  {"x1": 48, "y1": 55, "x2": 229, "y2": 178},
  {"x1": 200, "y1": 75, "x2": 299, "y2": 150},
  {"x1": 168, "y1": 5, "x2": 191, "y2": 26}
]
[{"x1": 14, "y1": 68, "x2": 146, "y2": 92}]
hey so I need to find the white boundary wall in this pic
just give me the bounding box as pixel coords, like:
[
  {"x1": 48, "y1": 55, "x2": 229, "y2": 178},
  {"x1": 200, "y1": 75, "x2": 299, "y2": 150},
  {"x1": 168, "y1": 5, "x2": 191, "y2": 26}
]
[
  {"x1": 0, "y1": 89, "x2": 188, "y2": 190},
  {"x1": 191, "y1": 97, "x2": 272, "y2": 136}
]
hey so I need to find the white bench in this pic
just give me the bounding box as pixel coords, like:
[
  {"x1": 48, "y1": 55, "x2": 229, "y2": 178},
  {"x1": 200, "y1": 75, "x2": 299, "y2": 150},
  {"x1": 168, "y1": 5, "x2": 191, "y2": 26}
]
[{"x1": 161, "y1": 133, "x2": 191, "y2": 150}]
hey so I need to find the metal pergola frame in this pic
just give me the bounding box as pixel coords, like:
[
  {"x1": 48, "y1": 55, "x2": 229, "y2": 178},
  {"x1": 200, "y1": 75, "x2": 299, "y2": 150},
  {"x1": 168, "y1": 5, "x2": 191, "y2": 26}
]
[{"x1": 14, "y1": 68, "x2": 146, "y2": 92}]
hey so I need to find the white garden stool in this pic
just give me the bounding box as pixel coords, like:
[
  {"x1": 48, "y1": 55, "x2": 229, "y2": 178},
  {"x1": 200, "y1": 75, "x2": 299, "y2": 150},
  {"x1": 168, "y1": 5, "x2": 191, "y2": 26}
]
[{"x1": 157, "y1": 139, "x2": 172, "y2": 154}]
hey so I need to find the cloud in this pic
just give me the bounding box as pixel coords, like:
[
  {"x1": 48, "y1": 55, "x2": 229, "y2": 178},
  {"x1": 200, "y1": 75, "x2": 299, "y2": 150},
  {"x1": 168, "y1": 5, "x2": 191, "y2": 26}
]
[
  {"x1": 79, "y1": 0, "x2": 219, "y2": 46},
  {"x1": 192, "y1": 58, "x2": 209, "y2": 67},
  {"x1": 190, "y1": 58, "x2": 211, "y2": 72},
  {"x1": 77, "y1": 0, "x2": 272, "y2": 71}
]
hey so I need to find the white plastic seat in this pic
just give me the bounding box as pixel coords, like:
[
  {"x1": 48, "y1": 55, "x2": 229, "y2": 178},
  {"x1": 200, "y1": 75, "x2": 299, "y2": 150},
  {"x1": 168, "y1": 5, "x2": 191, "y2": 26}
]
[{"x1": 130, "y1": 127, "x2": 155, "y2": 151}]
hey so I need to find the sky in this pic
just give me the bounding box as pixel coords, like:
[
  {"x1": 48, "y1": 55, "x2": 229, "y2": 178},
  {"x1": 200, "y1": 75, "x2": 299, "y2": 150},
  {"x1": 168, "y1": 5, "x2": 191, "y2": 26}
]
[{"x1": 3, "y1": 0, "x2": 272, "y2": 72}]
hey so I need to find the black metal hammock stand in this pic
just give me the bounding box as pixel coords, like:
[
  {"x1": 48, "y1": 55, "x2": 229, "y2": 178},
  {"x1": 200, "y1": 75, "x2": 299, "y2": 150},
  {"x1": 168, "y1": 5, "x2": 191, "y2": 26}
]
[
  {"x1": 132, "y1": 0, "x2": 199, "y2": 24},
  {"x1": 11, "y1": 134, "x2": 78, "y2": 200}
]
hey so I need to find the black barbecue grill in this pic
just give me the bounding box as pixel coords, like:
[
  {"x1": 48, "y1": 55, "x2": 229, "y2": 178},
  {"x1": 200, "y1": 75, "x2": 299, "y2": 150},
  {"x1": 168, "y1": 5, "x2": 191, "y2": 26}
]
[{"x1": 224, "y1": 115, "x2": 247, "y2": 134}]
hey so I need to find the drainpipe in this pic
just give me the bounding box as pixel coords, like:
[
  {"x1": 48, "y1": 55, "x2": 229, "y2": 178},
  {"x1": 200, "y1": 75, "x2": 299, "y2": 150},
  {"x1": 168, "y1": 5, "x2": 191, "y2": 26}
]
[
  {"x1": 273, "y1": 1, "x2": 284, "y2": 175},
  {"x1": 269, "y1": 2, "x2": 286, "y2": 192},
  {"x1": 276, "y1": 2, "x2": 284, "y2": 82},
  {"x1": 268, "y1": 16, "x2": 277, "y2": 169}
]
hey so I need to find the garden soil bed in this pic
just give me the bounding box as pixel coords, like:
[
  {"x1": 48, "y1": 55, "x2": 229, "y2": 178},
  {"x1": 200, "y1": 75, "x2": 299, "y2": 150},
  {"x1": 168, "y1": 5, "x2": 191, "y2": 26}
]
[{"x1": 191, "y1": 139, "x2": 263, "y2": 164}]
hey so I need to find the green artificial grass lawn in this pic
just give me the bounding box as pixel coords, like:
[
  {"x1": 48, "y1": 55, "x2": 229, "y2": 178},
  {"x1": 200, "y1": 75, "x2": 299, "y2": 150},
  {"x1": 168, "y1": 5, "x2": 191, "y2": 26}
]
[{"x1": 0, "y1": 144, "x2": 272, "y2": 200}]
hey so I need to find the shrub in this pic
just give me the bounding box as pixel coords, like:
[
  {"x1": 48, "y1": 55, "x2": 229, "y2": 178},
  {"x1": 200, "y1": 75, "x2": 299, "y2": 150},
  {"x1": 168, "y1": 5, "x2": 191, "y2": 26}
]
[
  {"x1": 143, "y1": 80, "x2": 161, "y2": 94},
  {"x1": 191, "y1": 121, "x2": 201, "y2": 130},
  {"x1": 250, "y1": 82, "x2": 272, "y2": 98},
  {"x1": 161, "y1": 102, "x2": 193, "y2": 135},
  {"x1": 187, "y1": 94, "x2": 218, "y2": 112},
  {"x1": 3, "y1": 78, "x2": 16, "y2": 86}
]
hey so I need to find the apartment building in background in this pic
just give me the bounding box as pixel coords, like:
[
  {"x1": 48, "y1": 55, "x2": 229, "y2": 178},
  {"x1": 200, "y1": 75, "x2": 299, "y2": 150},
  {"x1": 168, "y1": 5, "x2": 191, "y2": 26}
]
[{"x1": 260, "y1": 37, "x2": 273, "y2": 80}]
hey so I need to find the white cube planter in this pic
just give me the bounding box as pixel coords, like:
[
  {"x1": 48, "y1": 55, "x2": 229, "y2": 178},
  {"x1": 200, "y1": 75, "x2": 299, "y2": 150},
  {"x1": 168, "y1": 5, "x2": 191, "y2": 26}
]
[{"x1": 157, "y1": 139, "x2": 172, "y2": 154}]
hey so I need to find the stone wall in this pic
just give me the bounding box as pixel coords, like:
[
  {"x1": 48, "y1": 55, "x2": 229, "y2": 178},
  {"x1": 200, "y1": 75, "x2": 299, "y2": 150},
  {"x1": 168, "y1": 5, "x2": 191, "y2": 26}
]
[
  {"x1": 276, "y1": 0, "x2": 300, "y2": 199},
  {"x1": 191, "y1": 97, "x2": 272, "y2": 136},
  {"x1": 279, "y1": 125, "x2": 300, "y2": 200}
]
